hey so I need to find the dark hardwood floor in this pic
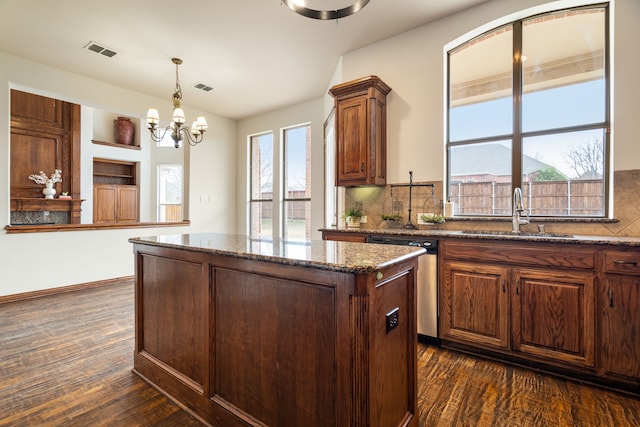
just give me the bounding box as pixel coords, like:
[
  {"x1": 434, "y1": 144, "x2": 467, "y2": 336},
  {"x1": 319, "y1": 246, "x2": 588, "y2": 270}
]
[{"x1": 1, "y1": 279, "x2": 639, "y2": 426}]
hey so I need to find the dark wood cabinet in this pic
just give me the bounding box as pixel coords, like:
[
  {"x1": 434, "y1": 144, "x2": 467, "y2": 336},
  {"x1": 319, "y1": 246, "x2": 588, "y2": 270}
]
[
  {"x1": 440, "y1": 240, "x2": 597, "y2": 370},
  {"x1": 321, "y1": 230, "x2": 368, "y2": 242},
  {"x1": 329, "y1": 76, "x2": 391, "y2": 187},
  {"x1": 598, "y1": 248, "x2": 640, "y2": 382}
]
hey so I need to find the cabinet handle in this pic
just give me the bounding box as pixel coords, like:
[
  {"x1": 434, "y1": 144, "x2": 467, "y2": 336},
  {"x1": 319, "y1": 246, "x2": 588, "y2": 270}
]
[
  {"x1": 608, "y1": 289, "x2": 614, "y2": 308},
  {"x1": 361, "y1": 162, "x2": 365, "y2": 172},
  {"x1": 515, "y1": 280, "x2": 519, "y2": 295},
  {"x1": 502, "y1": 279, "x2": 506, "y2": 293},
  {"x1": 613, "y1": 260, "x2": 638, "y2": 266}
]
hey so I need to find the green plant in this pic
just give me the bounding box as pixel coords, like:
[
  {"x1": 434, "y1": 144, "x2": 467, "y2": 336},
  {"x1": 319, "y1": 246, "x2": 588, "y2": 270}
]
[
  {"x1": 343, "y1": 207, "x2": 363, "y2": 219},
  {"x1": 381, "y1": 213, "x2": 402, "y2": 221},
  {"x1": 420, "y1": 214, "x2": 445, "y2": 224}
]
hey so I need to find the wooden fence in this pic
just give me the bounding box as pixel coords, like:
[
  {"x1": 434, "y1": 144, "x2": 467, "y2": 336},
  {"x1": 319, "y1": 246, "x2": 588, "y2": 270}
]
[{"x1": 450, "y1": 179, "x2": 604, "y2": 216}]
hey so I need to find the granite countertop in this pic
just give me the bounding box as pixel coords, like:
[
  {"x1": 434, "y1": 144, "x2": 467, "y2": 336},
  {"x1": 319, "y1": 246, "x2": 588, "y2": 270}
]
[
  {"x1": 129, "y1": 233, "x2": 426, "y2": 274},
  {"x1": 320, "y1": 228, "x2": 640, "y2": 247}
]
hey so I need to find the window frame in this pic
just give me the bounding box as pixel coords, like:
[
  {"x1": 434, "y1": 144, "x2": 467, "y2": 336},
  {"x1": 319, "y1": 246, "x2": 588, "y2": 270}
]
[{"x1": 446, "y1": 3, "x2": 610, "y2": 219}]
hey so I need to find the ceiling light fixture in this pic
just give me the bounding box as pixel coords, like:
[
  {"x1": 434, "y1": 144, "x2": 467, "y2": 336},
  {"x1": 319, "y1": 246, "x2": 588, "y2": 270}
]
[
  {"x1": 146, "y1": 58, "x2": 208, "y2": 148},
  {"x1": 281, "y1": 0, "x2": 370, "y2": 20}
]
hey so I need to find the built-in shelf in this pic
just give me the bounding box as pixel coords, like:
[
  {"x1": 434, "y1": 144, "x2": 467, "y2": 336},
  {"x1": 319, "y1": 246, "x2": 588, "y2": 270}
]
[{"x1": 92, "y1": 139, "x2": 141, "y2": 150}]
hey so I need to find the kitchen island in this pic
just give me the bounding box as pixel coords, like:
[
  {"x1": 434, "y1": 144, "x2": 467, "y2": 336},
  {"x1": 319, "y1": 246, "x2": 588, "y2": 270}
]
[{"x1": 129, "y1": 233, "x2": 425, "y2": 427}]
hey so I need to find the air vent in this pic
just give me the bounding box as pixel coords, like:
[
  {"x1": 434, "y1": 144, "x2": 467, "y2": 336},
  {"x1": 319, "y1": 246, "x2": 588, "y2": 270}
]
[
  {"x1": 193, "y1": 83, "x2": 214, "y2": 92},
  {"x1": 83, "y1": 41, "x2": 117, "y2": 58}
]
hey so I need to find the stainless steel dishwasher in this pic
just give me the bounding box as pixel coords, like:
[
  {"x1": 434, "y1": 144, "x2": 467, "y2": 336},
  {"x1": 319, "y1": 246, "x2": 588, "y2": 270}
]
[{"x1": 367, "y1": 235, "x2": 439, "y2": 344}]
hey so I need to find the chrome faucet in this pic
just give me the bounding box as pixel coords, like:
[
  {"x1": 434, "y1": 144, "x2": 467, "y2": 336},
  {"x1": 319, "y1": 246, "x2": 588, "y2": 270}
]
[{"x1": 512, "y1": 187, "x2": 529, "y2": 233}]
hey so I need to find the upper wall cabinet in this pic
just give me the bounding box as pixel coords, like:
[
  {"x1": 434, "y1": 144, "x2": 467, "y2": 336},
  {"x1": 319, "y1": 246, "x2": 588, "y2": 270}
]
[{"x1": 329, "y1": 76, "x2": 391, "y2": 187}]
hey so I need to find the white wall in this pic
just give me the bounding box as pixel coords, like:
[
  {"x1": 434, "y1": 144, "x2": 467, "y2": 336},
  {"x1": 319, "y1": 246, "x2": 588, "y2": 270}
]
[
  {"x1": 236, "y1": 98, "x2": 325, "y2": 240},
  {"x1": 0, "y1": 53, "x2": 236, "y2": 296},
  {"x1": 332, "y1": 0, "x2": 640, "y2": 184}
]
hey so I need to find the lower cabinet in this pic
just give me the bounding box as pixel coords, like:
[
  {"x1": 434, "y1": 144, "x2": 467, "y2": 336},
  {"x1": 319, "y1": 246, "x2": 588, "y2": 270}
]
[
  {"x1": 440, "y1": 239, "x2": 597, "y2": 370},
  {"x1": 441, "y1": 239, "x2": 640, "y2": 392},
  {"x1": 599, "y1": 248, "x2": 640, "y2": 381},
  {"x1": 93, "y1": 184, "x2": 139, "y2": 223}
]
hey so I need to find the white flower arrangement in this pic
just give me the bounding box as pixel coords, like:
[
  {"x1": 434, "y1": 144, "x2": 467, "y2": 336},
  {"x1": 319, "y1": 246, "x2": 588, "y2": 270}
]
[{"x1": 29, "y1": 169, "x2": 62, "y2": 186}]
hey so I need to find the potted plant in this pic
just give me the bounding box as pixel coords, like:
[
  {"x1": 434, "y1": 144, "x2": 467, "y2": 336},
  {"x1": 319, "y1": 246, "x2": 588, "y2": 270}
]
[
  {"x1": 420, "y1": 214, "x2": 446, "y2": 224},
  {"x1": 381, "y1": 213, "x2": 402, "y2": 221},
  {"x1": 343, "y1": 207, "x2": 363, "y2": 228}
]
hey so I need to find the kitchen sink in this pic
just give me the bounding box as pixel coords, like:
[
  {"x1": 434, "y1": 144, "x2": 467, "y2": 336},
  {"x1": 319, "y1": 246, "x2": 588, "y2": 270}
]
[{"x1": 460, "y1": 230, "x2": 574, "y2": 238}]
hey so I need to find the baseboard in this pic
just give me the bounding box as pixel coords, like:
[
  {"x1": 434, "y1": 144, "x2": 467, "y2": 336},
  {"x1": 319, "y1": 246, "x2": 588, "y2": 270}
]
[{"x1": 0, "y1": 276, "x2": 134, "y2": 305}]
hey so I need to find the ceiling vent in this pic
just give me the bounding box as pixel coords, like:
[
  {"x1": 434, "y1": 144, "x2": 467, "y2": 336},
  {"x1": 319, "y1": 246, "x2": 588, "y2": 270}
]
[
  {"x1": 193, "y1": 83, "x2": 214, "y2": 92},
  {"x1": 83, "y1": 41, "x2": 117, "y2": 58}
]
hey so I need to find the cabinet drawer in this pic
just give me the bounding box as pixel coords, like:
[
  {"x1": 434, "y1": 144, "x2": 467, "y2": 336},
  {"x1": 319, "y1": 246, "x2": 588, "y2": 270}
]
[
  {"x1": 603, "y1": 250, "x2": 640, "y2": 275},
  {"x1": 442, "y1": 240, "x2": 595, "y2": 270}
]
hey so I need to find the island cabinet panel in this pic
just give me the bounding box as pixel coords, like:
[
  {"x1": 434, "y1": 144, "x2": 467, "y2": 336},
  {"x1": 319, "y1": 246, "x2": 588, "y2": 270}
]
[
  {"x1": 138, "y1": 254, "x2": 207, "y2": 390},
  {"x1": 213, "y1": 268, "x2": 336, "y2": 427},
  {"x1": 131, "y1": 239, "x2": 419, "y2": 427}
]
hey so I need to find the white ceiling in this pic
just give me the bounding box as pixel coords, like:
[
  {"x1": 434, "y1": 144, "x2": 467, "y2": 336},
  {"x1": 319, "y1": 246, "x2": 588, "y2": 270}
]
[{"x1": 0, "y1": 0, "x2": 489, "y2": 120}]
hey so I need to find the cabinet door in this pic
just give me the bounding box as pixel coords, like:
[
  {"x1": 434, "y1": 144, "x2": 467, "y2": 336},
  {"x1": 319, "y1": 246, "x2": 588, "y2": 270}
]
[
  {"x1": 600, "y1": 276, "x2": 640, "y2": 380},
  {"x1": 336, "y1": 96, "x2": 368, "y2": 185},
  {"x1": 93, "y1": 185, "x2": 117, "y2": 223},
  {"x1": 512, "y1": 268, "x2": 595, "y2": 368},
  {"x1": 440, "y1": 261, "x2": 510, "y2": 349},
  {"x1": 117, "y1": 186, "x2": 139, "y2": 222}
]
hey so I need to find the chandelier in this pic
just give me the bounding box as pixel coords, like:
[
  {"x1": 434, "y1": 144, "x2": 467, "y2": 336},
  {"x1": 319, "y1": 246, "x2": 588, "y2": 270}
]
[
  {"x1": 146, "y1": 58, "x2": 208, "y2": 148},
  {"x1": 281, "y1": 0, "x2": 370, "y2": 20}
]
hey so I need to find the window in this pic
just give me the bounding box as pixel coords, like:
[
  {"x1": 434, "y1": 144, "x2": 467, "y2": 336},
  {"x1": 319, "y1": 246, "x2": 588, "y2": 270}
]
[
  {"x1": 249, "y1": 132, "x2": 274, "y2": 238},
  {"x1": 157, "y1": 164, "x2": 183, "y2": 221},
  {"x1": 283, "y1": 124, "x2": 311, "y2": 241},
  {"x1": 447, "y1": 5, "x2": 608, "y2": 217}
]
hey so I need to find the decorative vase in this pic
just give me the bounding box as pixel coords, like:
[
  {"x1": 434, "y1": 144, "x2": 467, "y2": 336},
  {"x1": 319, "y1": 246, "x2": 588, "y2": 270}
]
[
  {"x1": 42, "y1": 182, "x2": 56, "y2": 199},
  {"x1": 114, "y1": 116, "x2": 135, "y2": 145}
]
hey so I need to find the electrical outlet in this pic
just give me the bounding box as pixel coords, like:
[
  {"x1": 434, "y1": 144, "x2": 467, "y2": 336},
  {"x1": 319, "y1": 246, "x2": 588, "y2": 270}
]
[
  {"x1": 386, "y1": 307, "x2": 400, "y2": 334},
  {"x1": 355, "y1": 201, "x2": 363, "y2": 211}
]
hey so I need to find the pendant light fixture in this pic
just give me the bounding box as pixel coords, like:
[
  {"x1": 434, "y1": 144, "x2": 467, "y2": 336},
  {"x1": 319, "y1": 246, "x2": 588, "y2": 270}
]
[
  {"x1": 281, "y1": 0, "x2": 370, "y2": 20},
  {"x1": 146, "y1": 58, "x2": 208, "y2": 148}
]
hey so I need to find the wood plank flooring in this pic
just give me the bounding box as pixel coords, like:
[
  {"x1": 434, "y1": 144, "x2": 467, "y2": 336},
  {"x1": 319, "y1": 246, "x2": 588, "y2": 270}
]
[{"x1": 1, "y1": 279, "x2": 639, "y2": 426}]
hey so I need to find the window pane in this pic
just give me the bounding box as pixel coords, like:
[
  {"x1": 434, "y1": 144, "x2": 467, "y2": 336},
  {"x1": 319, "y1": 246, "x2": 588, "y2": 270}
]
[
  {"x1": 449, "y1": 141, "x2": 512, "y2": 215},
  {"x1": 283, "y1": 124, "x2": 311, "y2": 241},
  {"x1": 250, "y1": 200, "x2": 272, "y2": 239},
  {"x1": 284, "y1": 200, "x2": 310, "y2": 241},
  {"x1": 284, "y1": 126, "x2": 310, "y2": 198},
  {"x1": 522, "y1": 129, "x2": 605, "y2": 216},
  {"x1": 158, "y1": 164, "x2": 182, "y2": 221},
  {"x1": 449, "y1": 25, "x2": 513, "y2": 141},
  {"x1": 251, "y1": 133, "x2": 273, "y2": 199},
  {"x1": 522, "y1": 8, "x2": 606, "y2": 132}
]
